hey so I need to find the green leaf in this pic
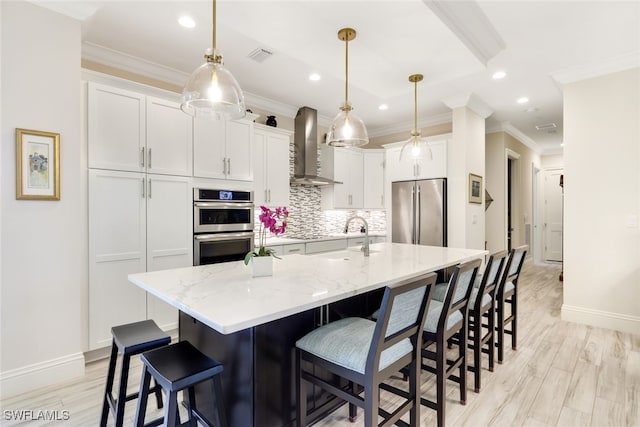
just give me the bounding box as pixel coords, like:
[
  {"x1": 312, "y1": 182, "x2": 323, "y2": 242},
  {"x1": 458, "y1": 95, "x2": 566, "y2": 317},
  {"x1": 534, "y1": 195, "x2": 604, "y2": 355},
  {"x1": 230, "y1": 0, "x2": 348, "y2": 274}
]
[{"x1": 244, "y1": 252, "x2": 253, "y2": 265}]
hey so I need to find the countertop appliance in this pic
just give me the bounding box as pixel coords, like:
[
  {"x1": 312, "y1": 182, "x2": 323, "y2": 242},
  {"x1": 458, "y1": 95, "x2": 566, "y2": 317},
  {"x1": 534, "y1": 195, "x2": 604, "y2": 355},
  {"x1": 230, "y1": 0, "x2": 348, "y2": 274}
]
[
  {"x1": 391, "y1": 178, "x2": 447, "y2": 246},
  {"x1": 193, "y1": 188, "x2": 254, "y2": 266}
]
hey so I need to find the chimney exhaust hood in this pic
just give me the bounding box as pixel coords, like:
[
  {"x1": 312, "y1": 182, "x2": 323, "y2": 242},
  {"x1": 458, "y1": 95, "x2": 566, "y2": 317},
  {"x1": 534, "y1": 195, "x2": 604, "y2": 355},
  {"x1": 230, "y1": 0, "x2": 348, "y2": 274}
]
[{"x1": 291, "y1": 106, "x2": 342, "y2": 186}]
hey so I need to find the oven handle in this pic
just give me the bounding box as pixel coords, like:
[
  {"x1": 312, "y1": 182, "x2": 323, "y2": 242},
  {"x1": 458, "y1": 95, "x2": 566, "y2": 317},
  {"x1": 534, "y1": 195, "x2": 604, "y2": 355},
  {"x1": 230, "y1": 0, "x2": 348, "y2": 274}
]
[
  {"x1": 194, "y1": 232, "x2": 255, "y2": 242},
  {"x1": 194, "y1": 202, "x2": 254, "y2": 209}
]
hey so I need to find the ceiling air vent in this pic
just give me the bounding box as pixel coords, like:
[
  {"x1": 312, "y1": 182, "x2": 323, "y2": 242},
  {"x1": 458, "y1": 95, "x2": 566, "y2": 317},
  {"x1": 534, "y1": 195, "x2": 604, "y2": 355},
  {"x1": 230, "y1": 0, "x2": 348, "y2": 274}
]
[
  {"x1": 247, "y1": 48, "x2": 273, "y2": 63},
  {"x1": 535, "y1": 122, "x2": 557, "y2": 131}
]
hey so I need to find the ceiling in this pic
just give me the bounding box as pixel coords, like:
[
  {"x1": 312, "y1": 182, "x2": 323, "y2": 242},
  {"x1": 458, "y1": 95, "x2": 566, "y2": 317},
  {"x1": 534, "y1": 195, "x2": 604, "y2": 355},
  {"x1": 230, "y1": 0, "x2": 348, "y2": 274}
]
[{"x1": 35, "y1": 0, "x2": 639, "y2": 153}]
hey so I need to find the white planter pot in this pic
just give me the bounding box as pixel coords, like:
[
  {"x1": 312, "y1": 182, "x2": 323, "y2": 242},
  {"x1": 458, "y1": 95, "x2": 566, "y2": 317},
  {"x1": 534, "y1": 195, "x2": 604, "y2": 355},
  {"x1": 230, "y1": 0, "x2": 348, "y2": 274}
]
[{"x1": 251, "y1": 256, "x2": 273, "y2": 277}]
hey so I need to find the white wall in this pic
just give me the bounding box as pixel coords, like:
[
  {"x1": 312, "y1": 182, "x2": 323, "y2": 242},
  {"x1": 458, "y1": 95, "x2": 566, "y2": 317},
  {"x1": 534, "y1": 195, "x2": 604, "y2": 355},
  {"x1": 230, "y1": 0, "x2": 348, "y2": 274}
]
[
  {"x1": 562, "y1": 67, "x2": 640, "y2": 334},
  {"x1": 0, "y1": 1, "x2": 85, "y2": 397},
  {"x1": 447, "y1": 107, "x2": 485, "y2": 250},
  {"x1": 485, "y1": 132, "x2": 505, "y2": 255}
]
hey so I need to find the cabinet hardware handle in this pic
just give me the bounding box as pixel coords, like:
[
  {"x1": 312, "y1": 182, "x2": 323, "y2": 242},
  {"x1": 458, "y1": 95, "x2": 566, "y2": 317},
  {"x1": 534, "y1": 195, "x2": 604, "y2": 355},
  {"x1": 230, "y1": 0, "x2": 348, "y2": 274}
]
[
  {"x1": 268, "y1": 189, "x2": 271, "y2": 202},
  {"x1": 140, "y1": 148, "x2": 145, "y2": 167},
  {"x1": 141, "y1": 178, "x2": 145, "y2": 198},
  {"x1": 264, "y1": 189, "x2": 268, "y2": 202},
  {"x1": 223, "y1": 158, "x2": 227, "y2": 175},
  {"x1": 148, "y1": 179, "x2": 152, "y2": 199},
  {"x1": 416, "y1": 163, "x2": 420, "y2": 176},
  {"x1": 288, "y1": 248, "x2": 300, "y2": 252},
  {"x1": 148, "y1": 148, "x2": 152, "y2": 169},
  {"x1": 227, "y1": 158, "x2": 231, "y2": 175}
]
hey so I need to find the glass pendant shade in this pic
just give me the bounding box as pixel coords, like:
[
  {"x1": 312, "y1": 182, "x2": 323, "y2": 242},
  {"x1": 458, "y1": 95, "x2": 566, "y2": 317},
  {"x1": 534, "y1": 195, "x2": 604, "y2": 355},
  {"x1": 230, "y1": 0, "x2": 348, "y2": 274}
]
[
  {"x1": 327, "y1": 103, "x2": 369, "y2": 147},
  {"x1": 181, "y1": 50, "x2": 246, "y2": 120},
  {"x1": 399, "y1": 134, "x2": 431, "y2": 160},
  {"x1": 327, "y1": 28, "x2": 368, "y2": 147}
]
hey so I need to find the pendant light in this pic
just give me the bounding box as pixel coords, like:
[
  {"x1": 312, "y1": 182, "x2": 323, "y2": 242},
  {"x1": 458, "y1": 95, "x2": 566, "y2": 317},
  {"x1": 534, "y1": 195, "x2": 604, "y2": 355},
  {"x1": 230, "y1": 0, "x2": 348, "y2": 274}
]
[
  {"x1": 326, "y1": 28, "x2": 368, "y2": 147},
  {"x1": 399, "y1": 74, "x2": 431, "y2": 160},
  {"x1": 180, "y1": 0, "x2": 245, "y2": 120}
]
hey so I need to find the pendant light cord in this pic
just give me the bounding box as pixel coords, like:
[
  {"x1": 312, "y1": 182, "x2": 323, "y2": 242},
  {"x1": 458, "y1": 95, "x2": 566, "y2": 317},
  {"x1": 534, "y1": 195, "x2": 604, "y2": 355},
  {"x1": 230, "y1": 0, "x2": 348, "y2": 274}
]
[
  {"x1": 344, "y1": 36, "x2": 349, "y2": 106},
  {"x1": 413, "y1": 80, "x2": 418, "y2": 133},
  {"x1": 212, "y1": 0, "x2": 217, "y2": 50}
]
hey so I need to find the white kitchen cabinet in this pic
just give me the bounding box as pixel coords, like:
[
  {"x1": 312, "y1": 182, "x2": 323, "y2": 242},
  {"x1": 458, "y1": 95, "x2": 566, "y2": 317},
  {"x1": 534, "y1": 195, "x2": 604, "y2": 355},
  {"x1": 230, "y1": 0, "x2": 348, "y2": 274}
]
[
  {"x1": 146, "y1": 97, "x2": 193, "y2": 176},
  {"x1": 88, "y1": 83, "x2": 193, "y2": 176},
  {"x1": 253, "y1": 125, "x2": 292, "y2": 206},
  {"x1": 282, "y1": 243, "x2": 305, "y2": 255},
  {"x1": 321, "y1": 147, "x2": 364, "y2": 209},
  {"x1": 385, "y1": 138, "x2": 448, "y2": 182},
  {"x1": 145, "y1": 174, "x2": 192, "y2": 328},
  {"x1": 363, "y1": 151, "x2": 385, "y2": 209},
  {"x1": 88, "y1": 83, "x2": 145, "y2": 172},
  {"x1": 88, "y1": 169, "x2": 192, "y2": 350},
  {"x1": 193, "y1": 117, "x2": 254, "y2": 181}
]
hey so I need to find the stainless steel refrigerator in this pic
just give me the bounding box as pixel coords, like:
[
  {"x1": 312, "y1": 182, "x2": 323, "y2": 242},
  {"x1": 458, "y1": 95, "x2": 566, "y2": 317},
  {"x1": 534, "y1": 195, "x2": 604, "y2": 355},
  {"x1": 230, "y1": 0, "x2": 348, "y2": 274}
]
[{"x1": 391, "y1": 178, "x2": 447, "y2": 246}]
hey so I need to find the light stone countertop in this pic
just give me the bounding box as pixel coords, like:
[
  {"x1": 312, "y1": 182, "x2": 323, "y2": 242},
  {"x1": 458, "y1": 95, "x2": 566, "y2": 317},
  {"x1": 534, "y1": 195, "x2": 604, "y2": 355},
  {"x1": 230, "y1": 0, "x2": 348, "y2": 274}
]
[{"x1": 129, "y1": 243, "x2": 486, "y2": 335}]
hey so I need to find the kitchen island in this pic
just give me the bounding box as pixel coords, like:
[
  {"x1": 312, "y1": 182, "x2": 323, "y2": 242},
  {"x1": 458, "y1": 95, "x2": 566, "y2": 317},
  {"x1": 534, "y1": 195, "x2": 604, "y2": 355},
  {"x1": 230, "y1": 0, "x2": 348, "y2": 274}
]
[{"x1": 129, "y1": 243, "x2": 486, "y2": 426}]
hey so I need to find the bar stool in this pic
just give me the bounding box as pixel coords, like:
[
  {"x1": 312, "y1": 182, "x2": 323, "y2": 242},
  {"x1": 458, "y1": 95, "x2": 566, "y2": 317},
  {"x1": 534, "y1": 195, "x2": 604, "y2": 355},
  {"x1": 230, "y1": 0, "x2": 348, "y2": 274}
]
[
  {"x1": 135, "y1": 340, "x2": 227, "y2": 427},
  {"x1": 100, "y1": 319, "x2": 171, "y2": 427}
]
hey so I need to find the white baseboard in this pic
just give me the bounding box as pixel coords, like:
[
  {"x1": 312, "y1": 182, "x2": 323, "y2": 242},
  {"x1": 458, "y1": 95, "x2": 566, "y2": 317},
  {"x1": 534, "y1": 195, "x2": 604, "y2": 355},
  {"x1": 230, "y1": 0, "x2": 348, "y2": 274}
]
[
  {"x1": 561, "y1": 304, "x2": 640, "y2": 335},
  {"x1": 0, "y1": 353, "x2": 85, "y2": 399}
]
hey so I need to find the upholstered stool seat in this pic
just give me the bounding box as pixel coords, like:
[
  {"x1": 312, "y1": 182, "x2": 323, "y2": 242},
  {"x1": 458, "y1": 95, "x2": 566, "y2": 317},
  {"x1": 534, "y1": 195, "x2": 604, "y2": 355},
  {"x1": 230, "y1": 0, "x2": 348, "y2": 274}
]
[
  {"x1": 135, "y1": 340, "x2": 227, "y2": 427},
  {"x1": 100, "y1": 319, "x2": 171, "y2": 427},
  {"x1": 296, "y1": 273, "x2": 436, "y2": 427}
]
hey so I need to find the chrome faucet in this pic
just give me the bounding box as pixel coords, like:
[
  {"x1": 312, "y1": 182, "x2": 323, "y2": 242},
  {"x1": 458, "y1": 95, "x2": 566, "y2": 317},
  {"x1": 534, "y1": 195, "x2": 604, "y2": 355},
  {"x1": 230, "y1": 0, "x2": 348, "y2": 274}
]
[{"x1": 344, "y1": 216, "x2": 370, "y2": 257}]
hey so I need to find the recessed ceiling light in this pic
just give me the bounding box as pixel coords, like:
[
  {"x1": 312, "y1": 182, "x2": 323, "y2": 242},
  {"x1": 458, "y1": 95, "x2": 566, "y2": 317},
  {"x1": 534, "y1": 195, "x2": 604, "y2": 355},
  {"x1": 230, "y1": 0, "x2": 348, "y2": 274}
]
[
  {"x1": 309, "y1": 73, "x2": 321, "y2": 81},
  {"x1": 178, "y1": 15, "x2": 195, "y2": 29},
  {"x1": 492, "y1": 71, "x2": 506, "y2": 80},
  {"x1": 517, "y1": 97, "x2": 529, "y2": 104},
  {"x1": 378, "y1": 104, "x2": 388, "y2": 111}
]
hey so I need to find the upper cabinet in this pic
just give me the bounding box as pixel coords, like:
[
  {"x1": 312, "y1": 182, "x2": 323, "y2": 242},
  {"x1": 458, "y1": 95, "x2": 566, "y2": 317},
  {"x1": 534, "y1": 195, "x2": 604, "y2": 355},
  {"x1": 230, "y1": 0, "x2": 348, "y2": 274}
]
[
  {"x1": 253, "y1": 124, "x2": 292, "y2": 207},
  {"x1": 193, "y1": 117, "x2": 255, "y2": 181},
  {"x1": 363, "y1": 151, "x2": 385, "y2": 209},
  {"x1": 88, "y1": 82, "x2": 192, "y2": 176},
  {"x1": 320, "y1": 146, "x2": 365, "y2": 209},
  {"x1": 385, "y1": 138, "x2": 448, "y2": 182}
]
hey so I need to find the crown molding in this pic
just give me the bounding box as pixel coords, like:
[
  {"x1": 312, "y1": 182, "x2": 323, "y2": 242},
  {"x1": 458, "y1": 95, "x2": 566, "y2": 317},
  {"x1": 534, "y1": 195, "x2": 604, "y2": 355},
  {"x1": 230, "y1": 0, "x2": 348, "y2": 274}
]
[
  {"x1": 551, "y1": 51, "x2": 640, "y2": 85},
  {"x1": 28, "y1": 0, "x2": 100, "y2": 20},
  {"x1": 486, "y1": 121, "x2": 543, "y2": 154},
  {"x1": 443, "y1": 93, "x2": 494, "y2": 119},
  {"x1": 82, "y1": 42, "x2": 189, "y2": 87},
  {"x1": 367, "y1": 111, "x2": 453, "y2": 138},
  {"x1": 423, "y1": 0, "x2": 505, "y2": 66}
]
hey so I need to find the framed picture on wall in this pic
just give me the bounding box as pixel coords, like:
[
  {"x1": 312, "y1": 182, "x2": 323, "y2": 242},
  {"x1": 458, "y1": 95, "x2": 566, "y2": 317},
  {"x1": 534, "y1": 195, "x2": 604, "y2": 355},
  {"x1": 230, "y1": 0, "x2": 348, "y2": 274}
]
[
  {"x1": 16, "y1": 128, "x2": 60, "y2": 200},
  {"x1": 468, "y1": 173, "x2": 482, "y2": 204}
]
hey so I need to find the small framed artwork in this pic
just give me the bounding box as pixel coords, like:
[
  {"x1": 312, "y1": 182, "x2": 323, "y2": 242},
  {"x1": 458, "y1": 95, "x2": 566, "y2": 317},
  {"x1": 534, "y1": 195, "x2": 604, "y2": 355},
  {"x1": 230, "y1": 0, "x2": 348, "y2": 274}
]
[
  {"x1": 468, "y1": 173, "x2": 482, "y2": 204},
  {"x1": 16, "y1": 128, "x2": 60, "y2": 200}
]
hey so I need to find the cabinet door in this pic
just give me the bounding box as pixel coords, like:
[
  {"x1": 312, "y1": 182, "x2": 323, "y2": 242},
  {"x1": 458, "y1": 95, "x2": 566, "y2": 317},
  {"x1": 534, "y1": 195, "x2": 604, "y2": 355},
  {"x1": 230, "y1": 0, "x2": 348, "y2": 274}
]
[
  {"x1": 193, "y1": 118, "x2": 226, "y2": 179},
  {"x1": 385, "y1": 146, "x2": 416, "y2": 182},
  {"x1": 252, "y1": 130, "x2": 267, "y2": 205},
  {"x1": 146, "y1": 97, "x2": 193, "y2": 176},
  {"x1": 146, "y1": 175, "x2": 193, "y2": 330},
  {"x1": 88, "y1": 169, "x2": 147, "y2": 350},
  {"x1": 348, "y1": 150, "x2": 364, "y2": 208},
  {"x1": 265, "y1": 132, "x2": 290, "y2": 206},
  {"x1": 363, "y1": 151, "x2": 385, "y2": 208},
  {"x1": 225, "y1": 120, "x2": 253, "y2": 181},
  {"x1": 332, "y1": 148, "x2": 352, "y2": 208},
  {"x1": 415, "y1": 139, "x2": 447, "y2": 179},
  {"x1": 88, "y1": 83, "x2": 145, "y2": 172}
]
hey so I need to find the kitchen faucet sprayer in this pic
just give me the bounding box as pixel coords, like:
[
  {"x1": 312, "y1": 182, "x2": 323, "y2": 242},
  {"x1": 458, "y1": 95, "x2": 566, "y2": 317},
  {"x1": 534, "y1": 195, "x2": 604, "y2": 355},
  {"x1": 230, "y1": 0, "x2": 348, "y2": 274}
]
[{"x1": 344, "y1": 216, "x2": 370, "y2": 257}]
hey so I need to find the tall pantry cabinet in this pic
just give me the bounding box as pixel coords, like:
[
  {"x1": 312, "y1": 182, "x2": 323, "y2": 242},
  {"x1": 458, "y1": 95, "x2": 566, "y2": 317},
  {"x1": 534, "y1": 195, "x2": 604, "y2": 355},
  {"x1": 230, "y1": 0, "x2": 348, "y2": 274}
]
[{"x1": 87, "y1": 82, "x2": 192, "y2": 350}]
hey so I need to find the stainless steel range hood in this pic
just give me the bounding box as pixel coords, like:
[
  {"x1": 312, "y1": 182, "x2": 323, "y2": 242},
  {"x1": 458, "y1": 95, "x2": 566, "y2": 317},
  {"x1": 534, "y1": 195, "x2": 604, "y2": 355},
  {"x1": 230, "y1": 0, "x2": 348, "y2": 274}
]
[{"x1": 291, "y1": 106, "x2": 341, "y2": 186}]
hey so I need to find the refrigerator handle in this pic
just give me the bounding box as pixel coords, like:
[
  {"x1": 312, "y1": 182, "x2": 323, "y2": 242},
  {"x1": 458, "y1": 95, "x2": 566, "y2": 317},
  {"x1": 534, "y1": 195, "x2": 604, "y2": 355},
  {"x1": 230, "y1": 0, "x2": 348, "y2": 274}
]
[{"x1": 416, "y1": 184, "x2": 421, "y2": 244}]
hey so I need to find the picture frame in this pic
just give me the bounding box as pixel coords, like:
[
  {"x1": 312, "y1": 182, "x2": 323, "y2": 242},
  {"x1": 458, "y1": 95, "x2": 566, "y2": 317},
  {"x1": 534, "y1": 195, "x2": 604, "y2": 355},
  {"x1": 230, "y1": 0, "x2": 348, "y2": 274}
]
[
  {"x1": 468, "y1": 173, "x2": 482, "y2": 204},
  {"x1": 16, "y1": 128, "x2": 60, "y2": 200}
]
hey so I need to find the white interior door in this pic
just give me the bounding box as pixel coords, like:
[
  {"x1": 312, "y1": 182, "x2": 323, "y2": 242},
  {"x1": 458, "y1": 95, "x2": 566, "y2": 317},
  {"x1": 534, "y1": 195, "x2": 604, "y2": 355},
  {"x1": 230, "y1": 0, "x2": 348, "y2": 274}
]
[{"x1": 544, "y1": 169, "x2": 564, "y2": 261}]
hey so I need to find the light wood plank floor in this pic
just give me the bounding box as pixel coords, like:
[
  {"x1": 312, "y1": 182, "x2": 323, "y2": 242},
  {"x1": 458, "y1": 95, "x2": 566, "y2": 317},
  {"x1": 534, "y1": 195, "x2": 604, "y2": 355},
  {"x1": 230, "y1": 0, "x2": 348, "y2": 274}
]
[{"x1": 1, "y1": 261, "x2": 638, "y2": 426}]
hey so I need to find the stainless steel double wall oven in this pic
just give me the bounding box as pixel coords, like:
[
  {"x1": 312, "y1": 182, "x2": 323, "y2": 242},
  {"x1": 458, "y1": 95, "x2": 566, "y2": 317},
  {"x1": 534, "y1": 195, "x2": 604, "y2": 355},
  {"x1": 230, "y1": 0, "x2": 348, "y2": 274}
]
[{"x1": 193, "y1": 188, "x2": 254, "y2": 266}]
